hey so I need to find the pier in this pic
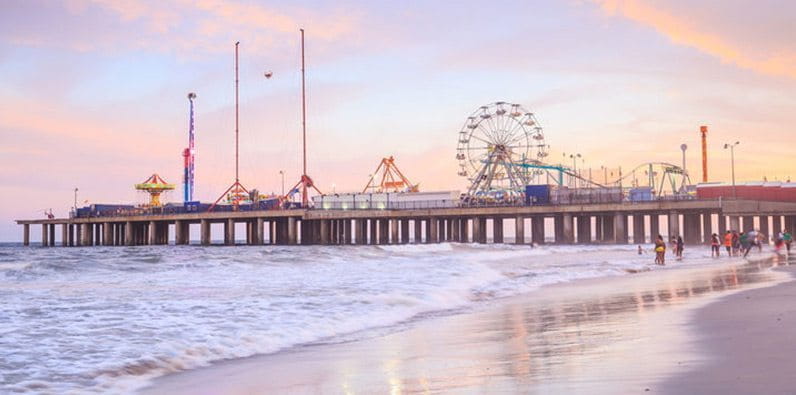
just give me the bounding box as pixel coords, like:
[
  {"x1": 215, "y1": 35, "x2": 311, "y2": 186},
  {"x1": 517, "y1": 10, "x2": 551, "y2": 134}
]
[{"x1": 16, "y1": 199, "x2": 796, "y2": 247}]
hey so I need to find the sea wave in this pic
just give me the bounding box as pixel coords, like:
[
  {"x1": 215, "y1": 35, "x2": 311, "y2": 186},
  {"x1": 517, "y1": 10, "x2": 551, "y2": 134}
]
[{"x1": 0, "y1": 243, "x2": 742, "y2": 393}]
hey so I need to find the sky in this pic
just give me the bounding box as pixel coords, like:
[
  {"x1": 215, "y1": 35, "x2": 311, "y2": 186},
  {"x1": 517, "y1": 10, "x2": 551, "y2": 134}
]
[{"x1": 1, "y1": 0, "x2": 795, "y2": 241}]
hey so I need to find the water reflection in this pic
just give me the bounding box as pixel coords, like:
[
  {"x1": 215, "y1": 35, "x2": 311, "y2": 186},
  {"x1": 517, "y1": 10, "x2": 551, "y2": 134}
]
[{"x1": 377, "y1": 256, "x2": 794, "y2": 393}]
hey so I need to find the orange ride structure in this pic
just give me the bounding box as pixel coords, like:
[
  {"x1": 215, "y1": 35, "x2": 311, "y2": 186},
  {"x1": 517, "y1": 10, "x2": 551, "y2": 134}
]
[
  {"x1": 363, "y1": 156, "x2": 419, "y2": 193},
  {"x1": 135, "y1": 174, "x2": 176, "y2": 207}
]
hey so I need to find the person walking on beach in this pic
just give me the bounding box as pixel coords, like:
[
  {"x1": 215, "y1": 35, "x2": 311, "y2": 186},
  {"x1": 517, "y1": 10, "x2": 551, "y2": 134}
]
[
  {"x1": 654, "y1": 235, "x2": 666, "y2": 265},
  {"x1": 732, "y1": 231, "x2": 740, "y2": 256},
  {"x1": 670, "y1": 236, "x2": 678, "y2": 258},
  {"x1": 756, "y1": 231, "x2": 766, "y2": 252},
  {"x1": 741, "y1": 231, "x2": 752, "y2": 258},
  {"x1": 676, "y1": 235, "x2": 684, "y2": 260},
  {"x1": 724, "y1": 230, "x2": 733, "y2": 256},
  {"x1": 711, "y1": 233, "x2": 721, "y2": 257},
  {"x1": 775, "y1": 232, "x2": 785, "y2": 254},
  {"x1": 784, "y1": 230, "x2": 793, "y2": 253}
]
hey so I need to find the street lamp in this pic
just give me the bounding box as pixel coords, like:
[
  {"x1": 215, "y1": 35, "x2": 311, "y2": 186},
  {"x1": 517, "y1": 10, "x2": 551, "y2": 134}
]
[
  {"x1": 680, "y1": 143, "x2": 688, "y2": 173},
  {"x1": 74, "y1": 188, "x2": 78, "y2": 211},
  {"x1": 278, "y1": 170, "x2": 285, "y2": 196},
  {"x1": 724, "y1": 141, "x2": 740, "y2": 198},
  {"x1": 569, "y1": 153, "x2": 581, "y2": 187}
]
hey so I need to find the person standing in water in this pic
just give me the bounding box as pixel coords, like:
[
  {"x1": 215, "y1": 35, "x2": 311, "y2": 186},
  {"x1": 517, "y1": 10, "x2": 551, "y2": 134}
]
[
  {"x1": 654, "y1": 235, "x2": 666, "y2": 265},
  {"x1": 784, "y1": 230, "x2": 793, "y2": 254},
  {"x1": 676, "y1": 235, "x2": 684, "y2": 260},
  {"x1": 711, "y1": 233, "x2": 721, "y2": 257},
  {"x1": 724, "y1": 230, "x2": 733, "y2": 257}
]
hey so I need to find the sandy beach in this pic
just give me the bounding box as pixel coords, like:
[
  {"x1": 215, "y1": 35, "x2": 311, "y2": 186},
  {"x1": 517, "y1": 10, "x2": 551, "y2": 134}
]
[{"x1": 141, "y1": 253, "x2": 794, "y2": 394}]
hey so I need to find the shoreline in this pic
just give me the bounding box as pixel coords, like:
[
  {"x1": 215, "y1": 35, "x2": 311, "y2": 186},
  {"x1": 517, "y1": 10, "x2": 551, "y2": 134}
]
[{"x1": 139, "y1": 253, "x2": 788, "y2": 394}]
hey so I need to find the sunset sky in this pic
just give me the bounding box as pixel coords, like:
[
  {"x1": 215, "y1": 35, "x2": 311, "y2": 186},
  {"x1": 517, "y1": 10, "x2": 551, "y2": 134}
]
[{"x1": 2, "y1": 0, "x2": 795, "y2": 240}]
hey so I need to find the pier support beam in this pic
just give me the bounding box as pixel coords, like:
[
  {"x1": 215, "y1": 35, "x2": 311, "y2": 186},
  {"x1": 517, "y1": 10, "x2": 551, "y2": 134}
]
[
  {"x1": 493, "y1": 217, "x2": 504, "y2": 244},
  {"x1": 287, "y1": 218, "x2": 297, "y2": 245},
  {"x1": 613, "y1": 213, "x2": 628, "y2": 244},
  {"x1": 103, "y1": 222, "x2": 113, "y2": 246},
  {"x1": 461, "y1": 218, "x2": 470, "y2": 243},
  {"x1": 429, "y1": 218, "x2": 439, "y2": 243},
  {"x1": 61, "y1": 224, "x2": 68, "y2": 247},
  {"x1": 577, "y1": 215, "x2": 591, "y2": 244},
  {"x1": 255, "y1": 218, "x2": 265, "y2": 245},
  {"x1": 343, "y1": 219, "x2": 352, "y2": 245},
  {"x1": 41, "y1": 224, "x2": 49, "y2": 247},
  {"x1": 414, "y1": 219, "x2": 423, "y2": 244},
  {"x1": 514, "y1": 217, "x2": 524, "y2": 244},
  {"x1": 632, "y1": 215, "x2": 645, "y2": 244},
  {"x1": 729, "y1": 216, "x2": 740, "y2": 233},
  {"x1": 531, "y1": 216, "x2": 545, "y2": 245},
  {"x1": 742, "y1": 216, "x2": 754, "y2": 232},
  {"x1": 225, "y1": 219, "x2": 235, "y2": 245},
  {"x1": 683, "y1": 214, "x2": 701, "y2": 245},
  {"x1": 377, "y1": 219, "x2": 388, "y2": 244},
  {"x1": 174, "y1": 220, "x2": 184, "y2": 245},
  {"x1": 68, "y1": 224, "x2": 75, "y2": 247},
  {"x1": 81, "y1": 223, "x2": 91, "y2": 246},
  {"x1": 390, "y1": 219, "x2": 399, "y2": 244},
  {"x1": 718, "y1": 215, "x2": 727, "y2": 234},
  {"x1": 668, "y1": 212, "x2": 680, "y2": 238},
  {"x1": 787, "y1": 216, "x2": 796, "y2": 234},
  {"x1": 23, "y1": 224, "x2": 30, "y2": 246},
  {"x1": 602, "y1": 215, "x2": 614, "y2": 242},
  {"x1": 368, "y1": 219, "x2": 378, "y2": 245},
  {"x1": 320, "y1": 219, "x2": 330, "y2": 244},
  {"x1": 759, "y1": 216, "x2": 770, "y2": 244},
  {"x1": 772, "y1": 216, "x2": 782, "y2": 237},
  {"x1": 560, "y1": 214, "x2": 574, "y2": 244},
  {"x1": 355, "y1": 219, "x2": 366, "y2": 245},
  {"x1": 702, "y1": 214, "x2": 712, "y2": 244},
  {"x1": 400, "y1": 219, "x2": 410, "y2": 244},
  {"x1": 125, "y1": 222, "x2": 134, "y2": 246},
  {"x1": 148, "y1": 221, "x2": 157, "y2": 245},
  {"x1": 200, "y1": 220, "x2": 210, "y2": 245}
]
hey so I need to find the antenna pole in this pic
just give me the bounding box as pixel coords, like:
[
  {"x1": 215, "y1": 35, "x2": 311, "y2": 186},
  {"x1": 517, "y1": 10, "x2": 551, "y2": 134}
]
[
  {"x1": 235, "y1": 41, "x2": 240, "y2": 183},
  {"x1": 300, "y1": 29, "x2": 307, "y2": 177}
]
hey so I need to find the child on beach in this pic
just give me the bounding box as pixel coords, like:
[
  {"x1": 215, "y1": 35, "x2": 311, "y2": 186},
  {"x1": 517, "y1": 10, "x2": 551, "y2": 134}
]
[
  {"x1": 724, "y1": 231, "x2": 733, "y2": 256},
  {"x1": 654, "y1": 235, "x2": 666, "y2": 265},
  {"x1": 784, "y1": 230, "x2": 793, "y2": 253},
  {"x1": 676, "y1": 236, "x2": 684, "y2": 260},
  {"x1": 711, "y1": 233, "x2": 720, "y2": 257}
]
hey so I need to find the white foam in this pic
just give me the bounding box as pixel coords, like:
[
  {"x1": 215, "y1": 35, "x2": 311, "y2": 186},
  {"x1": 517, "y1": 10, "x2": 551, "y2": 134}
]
[{"x1": 0, "y1": 243, "x2": 759, "y2": 393}]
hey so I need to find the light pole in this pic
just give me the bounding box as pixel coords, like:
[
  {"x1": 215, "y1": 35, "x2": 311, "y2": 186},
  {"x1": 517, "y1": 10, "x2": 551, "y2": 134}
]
[
  {"x1": 74, "y1": 188, "x2": 78, "y2": 211},
  {"x1": 680, "y1": 143, "x2": 687, "y2": 173},
  {"x1": 724, "y1": 141, "x2": 739, "y2": 198},
  {"x1": 278, "y1": 170, "x2": 285, "y2": 196},
  {"x1": 569, "y1": 153, "x2": 581, "y2": 187}
]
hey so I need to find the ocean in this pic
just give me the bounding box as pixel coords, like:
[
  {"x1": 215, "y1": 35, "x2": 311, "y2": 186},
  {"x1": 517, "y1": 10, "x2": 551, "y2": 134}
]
[{"x1": 0, "y1": 242, "x2": 718, "y2": 393}]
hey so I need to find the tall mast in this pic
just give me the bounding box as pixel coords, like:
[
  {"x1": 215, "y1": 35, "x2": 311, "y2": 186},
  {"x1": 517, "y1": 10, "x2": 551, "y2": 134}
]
[
  {"x1": 283, "y1": 29, "x2": 322, "y2": 208},
  {"x1": 300, "y1": 29, "x2": 307, "y2": 177},
  {"x1": 235, "y1": 41, "x2": 240, "y2": 183}
]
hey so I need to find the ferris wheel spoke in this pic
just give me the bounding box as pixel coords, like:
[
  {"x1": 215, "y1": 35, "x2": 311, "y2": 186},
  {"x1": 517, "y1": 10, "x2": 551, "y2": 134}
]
[
  {"x1": 475, "y1": 123, "x2": 498, "y2": 145},
  {"x1": 468, "y1": 132, "x2": 492, "y2": 146}
]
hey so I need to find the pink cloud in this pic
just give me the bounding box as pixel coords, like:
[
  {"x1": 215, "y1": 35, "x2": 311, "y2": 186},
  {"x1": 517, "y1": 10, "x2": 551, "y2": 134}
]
[{"x1": 593, "y1": 0, "x2": 796, "y2": 80}]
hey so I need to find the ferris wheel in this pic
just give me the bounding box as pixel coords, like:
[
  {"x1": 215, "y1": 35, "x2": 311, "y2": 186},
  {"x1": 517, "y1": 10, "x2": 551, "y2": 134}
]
[{"x1": 456, "y1": 102, "x2": 549, "y2": 195}]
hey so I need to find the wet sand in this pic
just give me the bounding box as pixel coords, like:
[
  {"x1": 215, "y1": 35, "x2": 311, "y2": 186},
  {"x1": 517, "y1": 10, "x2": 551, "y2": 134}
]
[
  {"x1": 141, "y1": 256, "x2": 791, "y2": 394},
  {"x1": 663, "y1": 256, "x2": 796, "y2": 394}
]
